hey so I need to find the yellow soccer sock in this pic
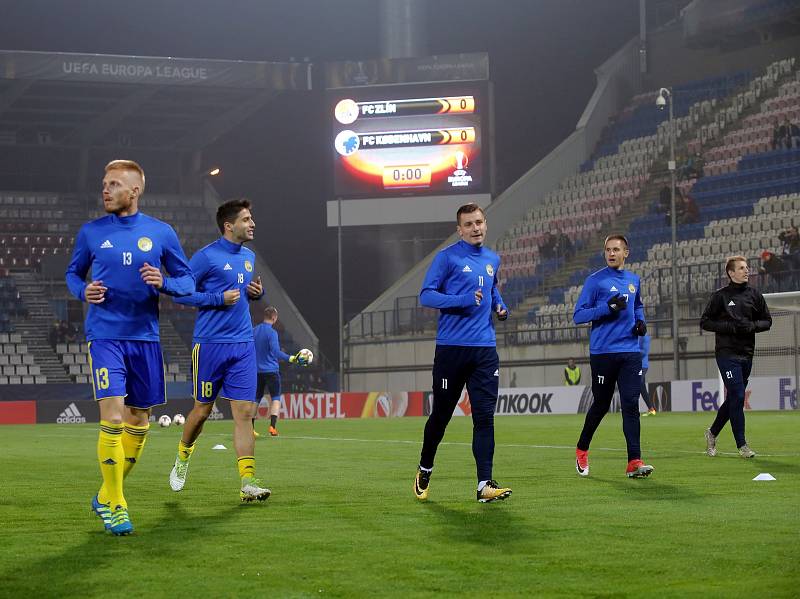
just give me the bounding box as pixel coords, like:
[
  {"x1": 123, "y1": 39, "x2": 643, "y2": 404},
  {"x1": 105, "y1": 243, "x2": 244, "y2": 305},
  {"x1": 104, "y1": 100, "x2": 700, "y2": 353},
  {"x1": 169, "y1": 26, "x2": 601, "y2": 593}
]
[
  {"x1": 237, "y1": 456, "x2": 256, "y2": 479},
  {"x1": 178, "y1": 440, "x2": 196, "y2": 462},
  {"x1": 122, "y1": 422, "x2": 150, "y2": 478},
  {"x1": 97, "y1": 421, "x2": 126, "y2": 509}
]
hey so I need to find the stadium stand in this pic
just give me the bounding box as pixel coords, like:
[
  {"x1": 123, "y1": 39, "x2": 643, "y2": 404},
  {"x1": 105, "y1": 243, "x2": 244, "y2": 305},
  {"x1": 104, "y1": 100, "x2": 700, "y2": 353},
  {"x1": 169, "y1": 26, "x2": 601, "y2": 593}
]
[
  {"x1": 0, "y1": 49, "x2": 321, "y2": 388},
  {"x1": 531, "y1": 58, "x2": 800, "y2": 338},
  {"x1": 0, "y1": 188, "x2": 319, "y2": 385},
  {"x1": 0, "y1": 192, "x2": 216, "y2": 383},
  {"x1": 347, "y1": 55, "x2": 799, "y2": 358}
]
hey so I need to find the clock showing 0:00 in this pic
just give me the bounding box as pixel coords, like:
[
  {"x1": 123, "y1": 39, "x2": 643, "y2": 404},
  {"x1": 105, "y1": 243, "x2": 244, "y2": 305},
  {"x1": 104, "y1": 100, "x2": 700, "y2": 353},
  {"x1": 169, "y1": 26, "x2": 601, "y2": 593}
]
[{"x1": 382, "y1": 164, "x2": 432, "y2": 188}]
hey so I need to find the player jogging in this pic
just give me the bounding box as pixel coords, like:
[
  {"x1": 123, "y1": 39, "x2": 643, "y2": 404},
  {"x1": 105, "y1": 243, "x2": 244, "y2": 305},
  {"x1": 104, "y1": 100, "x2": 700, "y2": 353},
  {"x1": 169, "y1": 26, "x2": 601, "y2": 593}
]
[
  {"x1": 700, "y1": 255, "x2": 771, "y2": 458},
  {"x1": 252, "y1": 306, "x2": 308, "y2": 437},
  {"x1": 573, "y1": 235, "x2": 653, "y2": 478},
  {"x1": 413, "y1": 203, "x2": 512, "y2": 503},
  {"x1": 66, "y1": 159, "x2": 194, "y2": 535},
  {"x1": 168, "y1": 198, "x2": 269, "y2": 501}
]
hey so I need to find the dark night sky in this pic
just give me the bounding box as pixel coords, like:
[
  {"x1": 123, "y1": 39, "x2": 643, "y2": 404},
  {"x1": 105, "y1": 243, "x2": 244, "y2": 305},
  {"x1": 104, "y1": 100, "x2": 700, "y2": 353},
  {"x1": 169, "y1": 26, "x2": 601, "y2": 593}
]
[{"x1": 0, "y1": 0, "x2": 640, "y2": 361}]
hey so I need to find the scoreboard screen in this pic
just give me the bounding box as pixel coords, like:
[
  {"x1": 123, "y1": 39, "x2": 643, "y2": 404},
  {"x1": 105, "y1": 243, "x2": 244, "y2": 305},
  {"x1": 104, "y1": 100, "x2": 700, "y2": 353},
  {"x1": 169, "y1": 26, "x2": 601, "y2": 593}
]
[{"x1": 330, "y1": 82, "x2": 490, "y2": 198}]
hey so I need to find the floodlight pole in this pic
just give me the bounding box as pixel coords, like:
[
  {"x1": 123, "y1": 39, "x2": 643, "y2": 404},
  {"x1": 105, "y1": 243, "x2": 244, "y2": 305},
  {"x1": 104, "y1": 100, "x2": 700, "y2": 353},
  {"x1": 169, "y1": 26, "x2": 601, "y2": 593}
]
[
  {"x1": 337, "y1": 198, "x2": 345, "y2": 392},
  {"x1": 664, "y1": 87, "x2": 681, "y2": 381}
]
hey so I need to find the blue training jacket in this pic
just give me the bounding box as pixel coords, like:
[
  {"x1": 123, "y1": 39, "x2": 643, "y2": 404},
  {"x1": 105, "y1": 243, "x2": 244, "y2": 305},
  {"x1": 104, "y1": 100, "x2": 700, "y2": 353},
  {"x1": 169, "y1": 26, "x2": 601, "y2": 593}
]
[
  {"x1": 253, "y1": 322, "x2": 290, "y2": 373},
  {"x1": 573, "y1": 266, "x2": 645, "y2": 354},
  {"x1": 173, "y1": 237, "x2": 262, "y2": 343},
  {"x1": 65, "y1": 212, "x2": 194, "y2": 341},
  {"x1": 420, "y1": 239, "x2": 507, "y2": 347}
]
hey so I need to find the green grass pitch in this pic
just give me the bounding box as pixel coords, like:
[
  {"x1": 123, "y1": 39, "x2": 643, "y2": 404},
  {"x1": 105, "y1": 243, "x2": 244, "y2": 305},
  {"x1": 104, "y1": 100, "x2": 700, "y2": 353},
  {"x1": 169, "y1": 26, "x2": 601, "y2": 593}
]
[{"x1": 1, "y1": 411, "x2": 798, "y2": 598}]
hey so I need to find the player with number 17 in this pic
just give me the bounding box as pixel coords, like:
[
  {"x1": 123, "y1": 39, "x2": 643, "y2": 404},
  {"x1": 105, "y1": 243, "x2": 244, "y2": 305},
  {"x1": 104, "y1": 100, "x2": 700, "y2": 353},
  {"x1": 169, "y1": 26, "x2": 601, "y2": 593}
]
[{"x1": 572, "y1": 235, "x2": 653, "y2": 479}]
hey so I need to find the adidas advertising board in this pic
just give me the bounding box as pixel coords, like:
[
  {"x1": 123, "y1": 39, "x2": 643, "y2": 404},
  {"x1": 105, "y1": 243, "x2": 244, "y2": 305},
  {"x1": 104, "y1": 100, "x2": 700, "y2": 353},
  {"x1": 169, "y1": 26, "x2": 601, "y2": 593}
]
[{"x1": 37, "y1": 399, "x2": 98, "y2": 424}]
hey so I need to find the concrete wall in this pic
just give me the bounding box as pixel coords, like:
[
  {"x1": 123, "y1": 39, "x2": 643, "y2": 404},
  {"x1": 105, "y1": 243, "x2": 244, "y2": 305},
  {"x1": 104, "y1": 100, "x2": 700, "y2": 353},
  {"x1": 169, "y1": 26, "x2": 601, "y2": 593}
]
[
  {"x1": 646, "y1": 21, "x2": 800, "y2": 88},
  {"x1": 345, "y1": 334, "x2": 731, "y2": 391},
  {"x1": 347, "y1": 306, "x2": 800, "y2": 391}
]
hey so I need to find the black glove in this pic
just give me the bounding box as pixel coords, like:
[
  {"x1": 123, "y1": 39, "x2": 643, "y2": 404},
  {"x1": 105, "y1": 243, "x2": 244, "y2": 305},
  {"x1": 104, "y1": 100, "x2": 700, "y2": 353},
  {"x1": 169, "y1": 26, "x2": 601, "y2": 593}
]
[
  {"x1": 735, "y1": 321, "x2": 755, "y2": 334},
  {"x1": 606, "y1": 294, "x2": 627, "y2": 313},
  {"x1": 633, "y1": 320, "x2": 647, "y2": 336},
  {"x1": 495, "y1": 305, "x2": 509, "y2": 321}
]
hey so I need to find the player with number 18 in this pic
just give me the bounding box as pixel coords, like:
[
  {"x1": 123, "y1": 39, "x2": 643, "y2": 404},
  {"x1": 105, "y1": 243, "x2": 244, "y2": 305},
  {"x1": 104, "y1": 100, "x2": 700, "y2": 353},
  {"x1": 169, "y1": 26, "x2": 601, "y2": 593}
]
[{"x1": 168, "y1": 198, "x2": 269, "y2": 502}]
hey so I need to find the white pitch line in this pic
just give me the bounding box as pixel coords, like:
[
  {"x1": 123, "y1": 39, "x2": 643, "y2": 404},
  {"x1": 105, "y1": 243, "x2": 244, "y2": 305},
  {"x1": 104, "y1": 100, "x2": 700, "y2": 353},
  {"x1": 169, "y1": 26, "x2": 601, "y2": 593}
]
[
  {"x1": 30, "y1": 430, "x2": 800, "y2": 457},
  {"x1": 278, "y1": 434, "x2": 800, "y2": 458}
]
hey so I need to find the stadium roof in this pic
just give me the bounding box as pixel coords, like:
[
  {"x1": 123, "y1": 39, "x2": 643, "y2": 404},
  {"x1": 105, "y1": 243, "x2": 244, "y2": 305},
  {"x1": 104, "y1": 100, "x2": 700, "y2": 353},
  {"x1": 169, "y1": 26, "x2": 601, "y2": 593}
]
[{"x1": 0, "y1": 50, "x2": 311, "y2": 152}]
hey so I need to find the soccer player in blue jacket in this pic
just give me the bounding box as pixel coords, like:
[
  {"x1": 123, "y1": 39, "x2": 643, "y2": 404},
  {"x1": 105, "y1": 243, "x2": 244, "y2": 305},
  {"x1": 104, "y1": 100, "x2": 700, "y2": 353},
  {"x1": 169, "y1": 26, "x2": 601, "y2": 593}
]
[
  {"x1": 573, "y1": 235, "x2": 653, "y2": 478},
  {"x1": 66, "y1": 160, "x2": 194, "y2": 535},
  {"x1": 413, "y1": 203, "x2": 512, "y2": 503},
  {"x1": 167, "y1": 198, "x2": 271, "y2": 502},
  {"x1": 252, "y1": 306, "x2": 308, "y2": 437}
]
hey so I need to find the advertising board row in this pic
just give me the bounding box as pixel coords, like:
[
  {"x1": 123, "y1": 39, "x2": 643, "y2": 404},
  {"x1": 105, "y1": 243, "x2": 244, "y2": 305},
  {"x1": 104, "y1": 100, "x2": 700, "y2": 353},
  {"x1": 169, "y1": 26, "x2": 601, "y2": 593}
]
[{"x1": 0, "y1": 377, "x2": 796, "y2": 425}]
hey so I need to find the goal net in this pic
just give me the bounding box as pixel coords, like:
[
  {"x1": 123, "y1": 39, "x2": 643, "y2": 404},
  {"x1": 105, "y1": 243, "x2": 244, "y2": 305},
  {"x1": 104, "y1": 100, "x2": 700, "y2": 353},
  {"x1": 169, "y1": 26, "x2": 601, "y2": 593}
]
[{"x1": 750, "y1": 292, "x2": 799, "y2": 407}]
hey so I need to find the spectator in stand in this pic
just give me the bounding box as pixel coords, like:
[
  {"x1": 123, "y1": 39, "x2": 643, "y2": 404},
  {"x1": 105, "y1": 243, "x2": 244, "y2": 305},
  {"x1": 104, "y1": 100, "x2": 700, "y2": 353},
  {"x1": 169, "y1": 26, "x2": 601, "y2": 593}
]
[
  {"x1": 57, "y1": 320, "x2": 69, "y2": 344},
  {"x1": 679, "y1": 154, "x2": 693, "y2": 181},
  {"x1": 779, "y1": 118, "x2": 800, "y2": 149},
  {"x1": 778, "y1": 225, "x2": 800, "y2": 286},
  {"x1": 539, "y1": 231, "x2": 557, "y2": 260},
  {"x1": 555, "y1": 231, "x2": 575, "y2": 260},
  {"x1": 771, "y1": 119, "x2": 784, "y2": 150},
  {"x1": 680, "y1": 194, "x2": 700, "y2": 225},
  {"x1": 791, "y1": 120, "x2": 800, "y2": 149},
  {"x1": 775, "y1": 118, "x2": 799, "y2": 150},
  {"x1": 759, "y1": 251, "x2": 789, "y2": 292},
  {"x1": 65, "y1": 321, "x2": 78, "y2": 343},
  {"x1": 658, "y1": 185, "x2": 671, "y2": 213},
  {"x1": 48, "y1": 320, "x2": 60, "y2": 348},
  {"x1": 684, "y1": 152, "x2": 704, "y2": 180},
  {"x1": 779, "y1": 225, "x2": 799, "y2": 251},
  {"x1": 665, "y1": 189, "x2": 686, "y2": 227}
]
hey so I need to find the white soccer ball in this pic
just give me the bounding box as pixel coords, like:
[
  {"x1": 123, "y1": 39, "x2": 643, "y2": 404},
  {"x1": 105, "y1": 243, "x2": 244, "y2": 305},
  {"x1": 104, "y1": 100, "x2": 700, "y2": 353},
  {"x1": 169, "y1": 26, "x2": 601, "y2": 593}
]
[
  {"x1": 298, "y1": 348, "x2": 314, "y2": 365},
  {"x1": 173, "y1": 413, "x2": 186, "y2": 426},
  {"x1": 158, "y1": 414, "x2": 172, "y2": 428}
]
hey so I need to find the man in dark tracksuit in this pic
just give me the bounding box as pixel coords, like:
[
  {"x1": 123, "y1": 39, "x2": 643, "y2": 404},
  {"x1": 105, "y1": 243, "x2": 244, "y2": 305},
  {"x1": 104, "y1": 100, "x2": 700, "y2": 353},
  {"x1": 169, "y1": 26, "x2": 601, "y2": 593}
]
[
  {"x1": 700, "y1": 255, "x2": 772, "y2": 458},
  {"x1": 413, "y1": 203, "x2": 512, "y2": 504}
]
